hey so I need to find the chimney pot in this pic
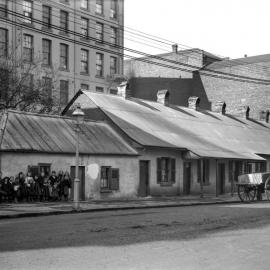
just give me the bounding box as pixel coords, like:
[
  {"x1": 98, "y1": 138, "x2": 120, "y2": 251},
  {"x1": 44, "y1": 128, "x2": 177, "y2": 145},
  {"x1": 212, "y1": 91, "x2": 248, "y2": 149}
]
[
  {"x1": 188, "y1": 96, "x2": 200, "y2": 110},
  {"x1": 213, "y1": 101, "x2": 226, "y2": 114},
  {"x1": 259, "y1": 110, "x2": 270, "y2": 123},
  {"x1": 172, "y1": 44, "x2": 178, "y2": 53},
  {"x1": 157, "y1": 90, "x2": 170, "y2": 106},
  {"x1": 117, "y1": 81, "x2": 131, "y2": 99},
  {"x1": 236, "y1": 105, "x2": 250, "y2": 119}
]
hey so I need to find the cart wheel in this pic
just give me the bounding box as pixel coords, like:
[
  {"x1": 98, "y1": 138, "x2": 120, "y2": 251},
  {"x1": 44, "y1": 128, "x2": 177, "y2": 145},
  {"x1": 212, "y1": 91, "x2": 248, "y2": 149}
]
[
  {"x1": 238, "y1": 185, "x2": 256, "y2": 203},
  {"x1": 264, "y1": 177, "x2": 270, "y2": 201}
]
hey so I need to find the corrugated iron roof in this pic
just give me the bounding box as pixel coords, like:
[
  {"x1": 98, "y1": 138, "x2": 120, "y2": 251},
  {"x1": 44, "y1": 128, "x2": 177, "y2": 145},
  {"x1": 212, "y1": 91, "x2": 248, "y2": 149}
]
[
  {"x1": 78, "y1": 91, "x2": 270, "y2": 160},
  {"x1": 0, "y1": 110, "x2": 138, "y2": 156}
]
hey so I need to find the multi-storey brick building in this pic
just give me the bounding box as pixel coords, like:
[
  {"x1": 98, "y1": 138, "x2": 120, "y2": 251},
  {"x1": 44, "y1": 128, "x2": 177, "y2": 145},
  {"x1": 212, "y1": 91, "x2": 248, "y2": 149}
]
[
  {"x1": 0, "y1": 0, "x2": 124, "y2": 106},
  {"x1": 124, "y1": 45, "x2": 270, "y2": 120}
]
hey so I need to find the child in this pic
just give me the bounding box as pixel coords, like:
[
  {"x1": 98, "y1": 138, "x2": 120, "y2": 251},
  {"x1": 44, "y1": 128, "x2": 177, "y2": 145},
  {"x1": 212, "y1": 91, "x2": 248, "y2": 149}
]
[
  {"x1": 33, "y1": 175, "x2": 42, "y2": 202},
  {"x1": 62, "y1": 171, "x2": 71, "y2": 201},
  {"x1": 13, "y1": 177, "x2": 21, "y2": 203},
  {"x1": 25, "y1": 171, "x2": 34, "y2": 202},
  {"x1": 41, "y1": 171, "x2": 50, "y2": 201}
]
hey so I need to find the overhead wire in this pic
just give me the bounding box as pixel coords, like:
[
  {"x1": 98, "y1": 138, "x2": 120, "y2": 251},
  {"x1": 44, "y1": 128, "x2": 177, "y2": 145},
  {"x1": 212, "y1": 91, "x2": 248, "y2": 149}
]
[
  {"x1": 8, "y1": 0, "x2": 270, "y2": 76},
  {"x1": 1, "y1": 7, "x2": 270, "y2": 85}
]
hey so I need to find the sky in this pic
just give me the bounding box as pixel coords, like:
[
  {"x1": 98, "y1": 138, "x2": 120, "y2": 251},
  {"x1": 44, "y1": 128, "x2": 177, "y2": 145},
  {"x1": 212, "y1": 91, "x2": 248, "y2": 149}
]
[{"x1": 124, "y1": 0, "x2": 270, "y2": 59}]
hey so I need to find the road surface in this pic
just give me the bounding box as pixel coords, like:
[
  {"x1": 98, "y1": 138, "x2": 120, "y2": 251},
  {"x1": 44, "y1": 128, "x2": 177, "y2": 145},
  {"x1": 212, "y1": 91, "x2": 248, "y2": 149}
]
[{"x1": 1, "y1": 202, "x2": 270, "y2": 269}]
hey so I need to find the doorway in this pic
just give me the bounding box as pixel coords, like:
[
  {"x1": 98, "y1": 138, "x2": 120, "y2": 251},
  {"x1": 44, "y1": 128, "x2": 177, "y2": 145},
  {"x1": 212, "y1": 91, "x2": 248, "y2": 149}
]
[
  {"x1": 183, "y1": 162, "x2": 192, "y2": 195},
  {"x1": 217, "y1": 163, "x2": 225, "y2": 195},
  {"x1": 70, "y1": 166, "x2": 85, "y2": 201},
  {"x1": 139, "y1": 160, "x2": 150, "y2": 197}
]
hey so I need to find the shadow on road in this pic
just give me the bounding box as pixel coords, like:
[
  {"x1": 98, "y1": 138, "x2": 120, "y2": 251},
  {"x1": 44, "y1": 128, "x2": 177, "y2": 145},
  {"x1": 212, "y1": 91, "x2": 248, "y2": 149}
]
[{"x1": 1, "y1": 203, "x2": 270, "y2": 252}]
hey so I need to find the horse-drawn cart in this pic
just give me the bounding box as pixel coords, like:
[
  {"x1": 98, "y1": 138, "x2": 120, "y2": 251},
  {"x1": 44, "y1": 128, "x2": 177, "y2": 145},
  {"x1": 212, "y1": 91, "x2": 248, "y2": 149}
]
[{"x1": 237, "y1": 172, "x2": 270, "y2": 202}]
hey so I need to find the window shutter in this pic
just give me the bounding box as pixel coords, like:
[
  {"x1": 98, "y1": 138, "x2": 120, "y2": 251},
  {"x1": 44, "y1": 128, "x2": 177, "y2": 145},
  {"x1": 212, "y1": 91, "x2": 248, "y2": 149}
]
[
  {"x1": 157, "y1": 158, "x2": 162, "y2": 183},
  {"x1": 197, "y1": 160, "x2": 201, "y2": 183},
  {"x1": 110, "y1": 168, "x2": 119, "y2": 190},
  {"x1": 170, "y1": 158, "x2": 176, "y2": 183}
]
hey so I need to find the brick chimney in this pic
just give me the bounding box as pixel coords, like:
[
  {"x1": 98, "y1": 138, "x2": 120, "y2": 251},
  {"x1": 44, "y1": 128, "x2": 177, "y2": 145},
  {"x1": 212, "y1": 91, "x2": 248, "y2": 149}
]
[
  {"x1": 259, "y1": 110, "x2": 270, "y2": 123},
  {"x1": 213, "y1": 101, "x2": 226, "y2": 115},
  {"x1": 157, "y1": 90, "x2": 170, "y2": 106},
  {"x1": 172, "y1": 44, "x2": 178, "y2": 53},
  {"x1": 188, "y1": 96, "x2": 200, "y2": 110},
  {"x1": 236, "y1": 105, "x2": 250, "y2": 119},
  {"x1": 117, "y1": 81, "x2": 131, "y2": 99}
]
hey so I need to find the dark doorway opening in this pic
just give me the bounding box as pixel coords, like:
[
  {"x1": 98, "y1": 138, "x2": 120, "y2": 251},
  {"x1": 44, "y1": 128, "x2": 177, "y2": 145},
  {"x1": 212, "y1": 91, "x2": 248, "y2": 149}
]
[
  {"x1": 183, "y1": 162, "x2": 192, "y2": 195},
  {"x1": 217, "y1": 163, "x2": 225, "y2": 195},
  {"x1": 139, "y1": 160, "x2": 150, "y2": 197}
]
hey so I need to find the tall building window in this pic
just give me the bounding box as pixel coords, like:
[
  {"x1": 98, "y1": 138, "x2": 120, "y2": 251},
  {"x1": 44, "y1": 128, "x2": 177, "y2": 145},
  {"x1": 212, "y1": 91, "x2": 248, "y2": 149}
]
[
  {"x1": 80, "y1": 49, "x2": 89, "y2": 74},
  {"x1": 96, "y1": 86, "x2": 104, "y2": 93},
  {"x1": 110, "y1": 0, "x2": 117, "y2": 19},
  {"x1": 42, "y1": 5, "x2": 51, "y2": 29},
  {"x1": 60, "y1": 10, "x2": 68, "y2": 34},
  {"x1": 23, "y1": 0, "x2": 33, "y2": 24},
  {"x1": 60, "y1": 80, "x2": 69, "y2": 105},
  {"x1": 42, "y1": 39, "x2": 51, "y2": 66},
  {"x1": 96, "y1": 53, "x2": 103, "y2": 77},
  {"x1": 0, "y1": 28, "x2": 8, "y2": 57},
  {"x1": 23, "y1": 34, "x2": 33, "y2": 62},
  {"x1": 42, "y1": 76, "x2": 52, "y2": 98},
  {"x1": 110, "y1": 56, "x2": 117, "y2": 75},
  {"x1": 96, "y1": 0, "x2": 103, "y2": 14},
  {"x1": 81, "y1": 0, "x2": 88, "y2": 9},
  {"x1": 60, "y1": 43, "x2": 68, "y2": 70},
  {"x1": 110, "y1": 27, "x2": 117, "y2": 46},
  {"x1": 81, "y1": 17, "x2": 89, "y2": 38},
  {"x1": 96, "y1": 22, "x2": 103, "y2": 43},
  {"x1": 0, "y1": 0, "x2": 7, "y2": 17},
  {"x1": 81, "y1": 84, "x2": 89, "y2": 90}
]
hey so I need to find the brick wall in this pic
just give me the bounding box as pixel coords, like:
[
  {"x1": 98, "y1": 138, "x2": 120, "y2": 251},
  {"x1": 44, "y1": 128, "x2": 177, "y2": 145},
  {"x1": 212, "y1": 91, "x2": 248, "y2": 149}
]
[{"x1": 124, "y1": 50, "x2": 205, "y2": 79}]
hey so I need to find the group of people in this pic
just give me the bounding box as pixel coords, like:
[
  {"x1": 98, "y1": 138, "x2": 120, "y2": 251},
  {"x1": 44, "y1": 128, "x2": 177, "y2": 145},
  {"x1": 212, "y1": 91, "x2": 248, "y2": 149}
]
[{"x1": 0, "y1": 170, "x2": 72, "y2": 203}]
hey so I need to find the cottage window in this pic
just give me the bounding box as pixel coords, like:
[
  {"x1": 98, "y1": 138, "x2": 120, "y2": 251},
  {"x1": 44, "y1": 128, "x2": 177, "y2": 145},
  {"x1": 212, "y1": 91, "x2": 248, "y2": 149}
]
[
  {"x1": 197, "y1": 159, "x2": 210, "y2": 185},
  {"x1": 157, "y1": 157, "x2": 176, "y2": 185},
  {"x1": 100, "y1": 166, "x2": 119, "y2": 191},
  {"x1": 28, "y1": 163, "x2": 51, "y2": 177}
]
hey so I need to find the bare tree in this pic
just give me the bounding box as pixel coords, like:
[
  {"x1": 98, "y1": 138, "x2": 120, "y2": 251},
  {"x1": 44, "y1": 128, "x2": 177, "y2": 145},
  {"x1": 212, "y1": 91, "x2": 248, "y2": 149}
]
[{"x1": 0, "y1": 36, "x2": 61, "y2": 114}]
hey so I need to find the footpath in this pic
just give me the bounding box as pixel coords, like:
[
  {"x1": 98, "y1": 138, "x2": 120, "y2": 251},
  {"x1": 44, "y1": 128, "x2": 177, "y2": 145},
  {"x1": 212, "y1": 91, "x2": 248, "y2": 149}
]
[{"x1": 0, "y1": 194, "x2": 242, "y2": 219}]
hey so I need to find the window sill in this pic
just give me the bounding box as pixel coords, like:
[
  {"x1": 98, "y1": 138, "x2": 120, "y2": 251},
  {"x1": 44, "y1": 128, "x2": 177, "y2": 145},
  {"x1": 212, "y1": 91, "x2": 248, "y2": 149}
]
[
  {"x1": 95, "y1": 41, "x2": 105, "y2": 46},
  {"x1": 59, "y1": 31, "x2": 69, "y2": 37},
  {"x1": 80, "y1": 37, "x2": 90, "y2": 42},
  {"x1": 95, "y1": 75, "x2": 104, "y2": 79},
  {"x1": 41, "y1": 64, "x2": 52, "y2": 68},
  {"x1": 95, "y1": 12, "x2": 104, "y2": 17},
  {"x1": 160, "y1": 182, "x2": 174, "y2": 187},
  {"x1": 41, "y1": 26, "x2": 53, "y2": 32},
  {"x1": 80, "y1": 7, "x2": 89, "y2": 12},
  {"x1": 59, "y1": 68, "x2": 70, "y2": 72},
  {"x1": 100, "y1": 189, "x2": 112, "y2": 193},
  {"x1": 80, "y1": 72, "x2": 89, "y2": 76}
]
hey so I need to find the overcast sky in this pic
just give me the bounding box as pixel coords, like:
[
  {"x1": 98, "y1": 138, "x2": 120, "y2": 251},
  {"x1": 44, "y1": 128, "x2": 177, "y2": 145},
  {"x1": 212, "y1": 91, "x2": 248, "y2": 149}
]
[{"x1": 124, "y1": 0, "x2": 270, "y2": 59}]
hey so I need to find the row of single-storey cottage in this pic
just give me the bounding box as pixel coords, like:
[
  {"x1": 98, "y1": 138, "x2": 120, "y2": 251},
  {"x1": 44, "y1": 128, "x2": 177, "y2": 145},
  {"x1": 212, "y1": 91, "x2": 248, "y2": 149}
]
[{"x1": 1, "y1": 87, "x2": 270, "y2": 200}]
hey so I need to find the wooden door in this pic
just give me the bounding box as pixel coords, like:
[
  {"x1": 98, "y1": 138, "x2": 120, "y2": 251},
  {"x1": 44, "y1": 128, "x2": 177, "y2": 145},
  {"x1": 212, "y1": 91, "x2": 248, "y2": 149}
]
[
  {"x1": 217, "y1": 163, "x2": 225, "y2": 195},
  {"x1": 70, "y1": 166, "x2": 85, "y2": 201},
  {"x1": 183, "y1": 162, "x2": 191, "y2": 195},
  {"x1": 139, "y1": 160, "x2": 150, "y2": 197}
]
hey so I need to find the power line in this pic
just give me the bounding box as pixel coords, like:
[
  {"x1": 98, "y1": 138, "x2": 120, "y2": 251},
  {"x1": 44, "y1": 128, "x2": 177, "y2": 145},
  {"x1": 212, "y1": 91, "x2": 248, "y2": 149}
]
[
  {"x1": 8, "y1": 0, "x2": 270, "y2": 76},
  {"x1": 2, "y1": 8, "x2": 270, "y2": 85}
]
